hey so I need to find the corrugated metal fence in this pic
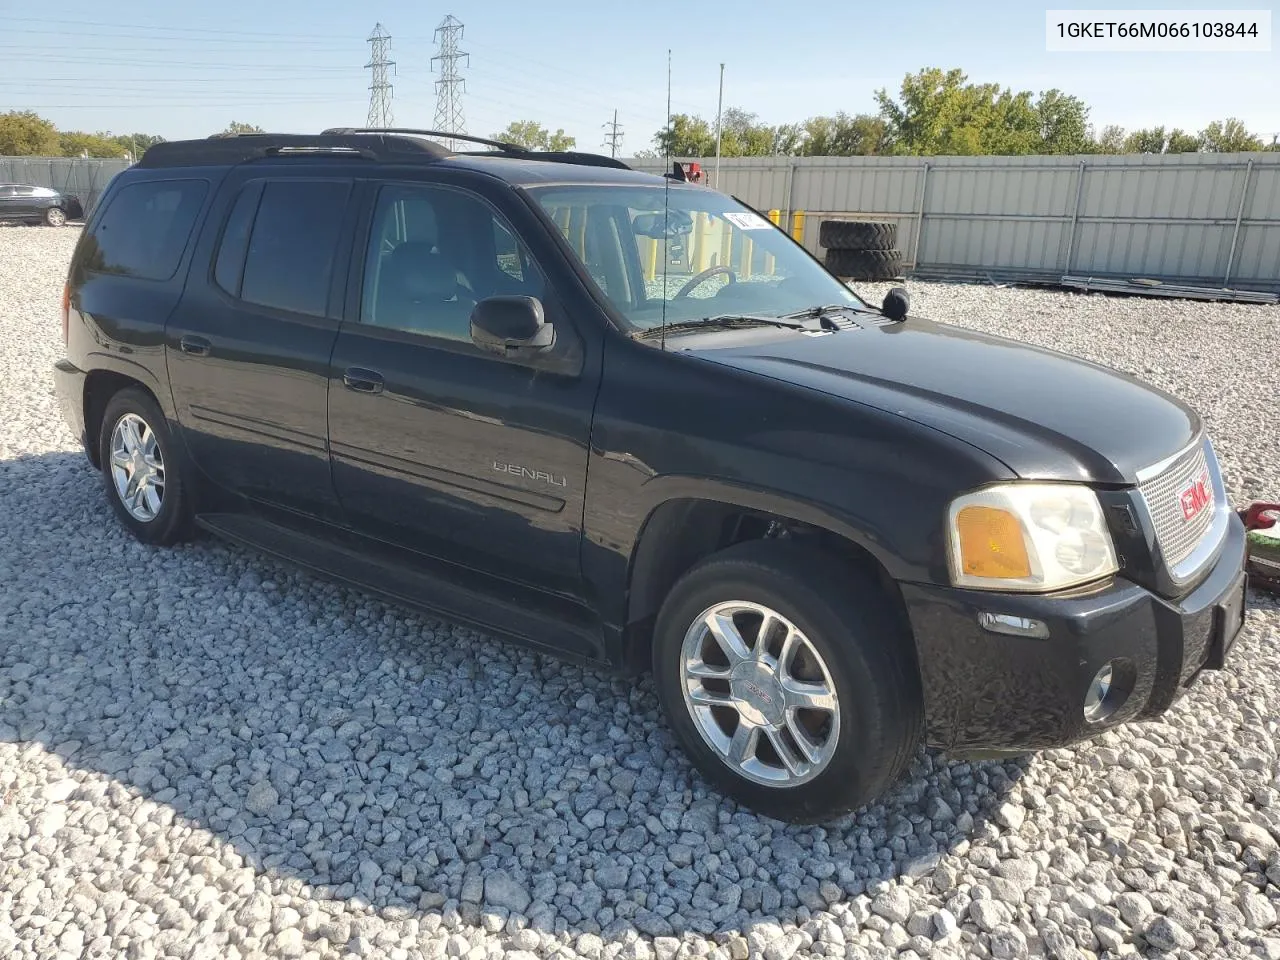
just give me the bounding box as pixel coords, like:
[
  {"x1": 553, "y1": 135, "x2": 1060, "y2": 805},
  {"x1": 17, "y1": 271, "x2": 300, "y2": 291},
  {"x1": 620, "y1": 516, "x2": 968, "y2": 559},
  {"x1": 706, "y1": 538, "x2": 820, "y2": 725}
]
[
  {"x1": 6, "y1": 153, "x2": 1277, "y2": 292},
  {"x1": 0, "y1": 156, "x2": 131, "y2": 218},
  {"x1": 626, "y1": 153, "x2": 1280, "y2": 293}
]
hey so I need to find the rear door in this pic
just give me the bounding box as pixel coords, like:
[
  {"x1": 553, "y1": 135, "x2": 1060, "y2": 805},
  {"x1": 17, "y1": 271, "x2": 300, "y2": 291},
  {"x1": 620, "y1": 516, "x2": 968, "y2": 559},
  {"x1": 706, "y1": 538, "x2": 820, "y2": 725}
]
[{"x1": 166, "y1": 171, "x2": 357, "y2": 520}]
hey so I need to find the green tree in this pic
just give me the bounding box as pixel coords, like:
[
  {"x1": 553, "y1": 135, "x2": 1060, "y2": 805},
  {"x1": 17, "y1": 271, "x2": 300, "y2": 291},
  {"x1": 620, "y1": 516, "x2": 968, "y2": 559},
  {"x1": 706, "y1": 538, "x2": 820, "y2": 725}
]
[
  {"x1": 653, "y1": 113, "x2": 716, "y2": 157},
  {"x1": 492, "y1": 121, "x2": 575, "y2": 151},
  {"x1": 874, "y1": 68, "x2": 1043, "y2": 156},
  {"x1": 0, "y1": 110, "x2": 59, "y2": 156},
  {"x1": 111, "y1": 133, "x2": 166, "y2": 159},
  {"x1": 1036, "y1": 89, "x2": 1091, "y2": 154},
  {"x1": 800, "y1": 112, "x2": 891, "y2": 156},
  {"x1": 771, "y1": 122, "x2": 806, "y2": 156},
  {"x1": 58, "y1": 131, "x2": 127, "y2": 158},
  {"x1": 1090, "y1": 124, "x2": 1127, "y2": 154},
  {"x1": 1165, "y1": 129, "x2": 1202, "y2": 153},
  {"x1": 1199, "y1": 118, "x2": 1264, "y2": 152},
  {"x1": 1124, "y1": 127, "x2": 1168, "y2": 154},
  {"x1": 215, "y1": 121, "x2": 265, "y2": 137}
]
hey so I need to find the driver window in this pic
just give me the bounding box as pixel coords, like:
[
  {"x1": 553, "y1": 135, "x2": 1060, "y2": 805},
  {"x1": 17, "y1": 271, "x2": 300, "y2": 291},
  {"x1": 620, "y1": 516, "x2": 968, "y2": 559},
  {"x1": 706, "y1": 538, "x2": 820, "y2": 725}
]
[{"x1": 361, "y1": 183, "x2": 545, "y2": 341}]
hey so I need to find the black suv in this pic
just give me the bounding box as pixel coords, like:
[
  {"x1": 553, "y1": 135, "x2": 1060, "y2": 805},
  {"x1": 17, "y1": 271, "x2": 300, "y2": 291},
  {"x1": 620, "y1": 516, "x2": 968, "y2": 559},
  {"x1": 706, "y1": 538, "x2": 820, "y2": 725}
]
[{"x1": 53, "y1": 129, "x2": 1248, "y2": 822}]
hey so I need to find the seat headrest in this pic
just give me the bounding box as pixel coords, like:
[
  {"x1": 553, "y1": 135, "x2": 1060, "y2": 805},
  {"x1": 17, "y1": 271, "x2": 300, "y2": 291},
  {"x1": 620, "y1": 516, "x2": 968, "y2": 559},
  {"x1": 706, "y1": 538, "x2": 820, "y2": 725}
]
[{"x1": 384, "y1": 242, "x2": 458, "y2": 302}]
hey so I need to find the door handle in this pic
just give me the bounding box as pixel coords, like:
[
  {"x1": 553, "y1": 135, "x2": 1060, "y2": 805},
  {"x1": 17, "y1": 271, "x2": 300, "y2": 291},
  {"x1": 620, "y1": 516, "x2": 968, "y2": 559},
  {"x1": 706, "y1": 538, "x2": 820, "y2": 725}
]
[
  {"x1": 343, "y1": 367, "x2": 384, "y2": 394},
  {"x1": 179, "y1": 335, "x2": 211, "y2": 357}
]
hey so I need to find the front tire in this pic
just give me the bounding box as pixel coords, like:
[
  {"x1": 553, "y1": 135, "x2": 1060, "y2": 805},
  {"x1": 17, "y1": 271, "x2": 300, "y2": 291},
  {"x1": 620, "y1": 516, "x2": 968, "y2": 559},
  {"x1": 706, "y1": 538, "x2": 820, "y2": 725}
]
[
  {"x1": 653, "y1": 540, "x2": 923, "y2": 823},
  {"x1": 45, "y1": 207, "x2": 67, "y2": 227},
  {"x1": 97, "y1": 388, "x2": 192, "y2": 545}
]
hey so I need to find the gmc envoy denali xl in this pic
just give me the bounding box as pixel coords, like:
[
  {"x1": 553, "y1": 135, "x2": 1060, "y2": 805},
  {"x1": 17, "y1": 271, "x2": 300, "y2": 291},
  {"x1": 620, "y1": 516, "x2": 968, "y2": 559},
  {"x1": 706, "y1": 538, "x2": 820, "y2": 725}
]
[{"x1": 52, "y1": 129, "x2": 1248, "y2": 822}]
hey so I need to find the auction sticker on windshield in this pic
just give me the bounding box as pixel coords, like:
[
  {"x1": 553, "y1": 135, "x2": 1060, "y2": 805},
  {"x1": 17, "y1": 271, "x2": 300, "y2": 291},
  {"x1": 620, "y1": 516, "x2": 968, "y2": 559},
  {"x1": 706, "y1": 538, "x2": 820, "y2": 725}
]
[{"x1": 724, "y1": 211, "x2": 773, "y2": 230}]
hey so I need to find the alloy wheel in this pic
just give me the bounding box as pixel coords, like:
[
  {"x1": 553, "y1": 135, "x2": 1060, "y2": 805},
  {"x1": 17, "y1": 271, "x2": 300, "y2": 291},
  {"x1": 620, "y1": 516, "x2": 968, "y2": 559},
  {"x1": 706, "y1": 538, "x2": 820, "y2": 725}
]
[
  {"x1": 109, "y1": 413, "x2": 165, "y2": 522},
  {"x1": 680, "y1": 600, "x2": 840, "y2": 787}
]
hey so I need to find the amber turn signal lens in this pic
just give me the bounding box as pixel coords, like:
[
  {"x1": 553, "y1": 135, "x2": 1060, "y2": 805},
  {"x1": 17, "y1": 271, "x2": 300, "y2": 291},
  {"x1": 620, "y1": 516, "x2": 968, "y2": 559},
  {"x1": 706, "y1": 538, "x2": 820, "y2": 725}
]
[{"x1": 955, "y1": 505, "x2": 1032, "y2": 579}]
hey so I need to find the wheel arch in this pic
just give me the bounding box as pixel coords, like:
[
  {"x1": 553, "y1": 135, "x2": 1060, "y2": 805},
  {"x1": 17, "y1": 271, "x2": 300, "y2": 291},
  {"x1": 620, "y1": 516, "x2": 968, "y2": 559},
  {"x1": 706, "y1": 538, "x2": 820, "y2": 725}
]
[
  {"x1": 622, "y1": 485, "x2": 915, "y2": 674},
  {"x1": 83, "y1": 368, "x2": 166, "y2": 470}
]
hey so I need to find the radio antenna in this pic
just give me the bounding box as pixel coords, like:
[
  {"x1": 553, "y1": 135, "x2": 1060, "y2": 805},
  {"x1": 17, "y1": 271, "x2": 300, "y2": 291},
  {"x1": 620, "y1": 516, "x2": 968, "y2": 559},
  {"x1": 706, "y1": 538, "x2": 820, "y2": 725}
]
[{"x1": 660, "y1": 48, "x2": 672, "y2": 352}]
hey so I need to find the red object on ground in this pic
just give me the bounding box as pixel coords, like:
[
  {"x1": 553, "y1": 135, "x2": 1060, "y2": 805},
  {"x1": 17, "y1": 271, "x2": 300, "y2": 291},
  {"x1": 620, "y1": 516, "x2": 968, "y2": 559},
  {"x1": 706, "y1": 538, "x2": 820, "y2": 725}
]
[{"x1": 1240, "y1": 500, "x2": 1280, "y2": 594}]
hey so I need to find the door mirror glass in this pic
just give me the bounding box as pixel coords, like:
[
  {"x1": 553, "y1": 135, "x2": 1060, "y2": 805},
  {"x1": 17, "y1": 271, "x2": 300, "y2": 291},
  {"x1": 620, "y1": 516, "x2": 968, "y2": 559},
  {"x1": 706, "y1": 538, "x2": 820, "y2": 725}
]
[{"x1": 470, "y1": 296, "x2": 556, "y2": 357}]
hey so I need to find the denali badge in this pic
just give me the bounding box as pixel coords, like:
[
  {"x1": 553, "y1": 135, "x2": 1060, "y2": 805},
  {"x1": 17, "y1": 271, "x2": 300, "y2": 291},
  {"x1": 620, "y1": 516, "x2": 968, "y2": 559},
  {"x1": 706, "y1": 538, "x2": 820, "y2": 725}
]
[
  {"x1": 1179, "y1": 470, "x2": 1212, "y2": 521},
  {"x1": 741, "y1": 680, "x2": 773, "y2": 706},
  {"x1": 493, "y1": 461, "x2": 568, "y2": 488}
]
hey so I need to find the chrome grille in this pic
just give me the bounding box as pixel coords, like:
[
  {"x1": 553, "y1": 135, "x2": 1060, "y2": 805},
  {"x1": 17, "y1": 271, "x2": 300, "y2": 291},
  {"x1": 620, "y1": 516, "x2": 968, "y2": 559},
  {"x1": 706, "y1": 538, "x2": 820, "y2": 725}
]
[{"x1": 1138, "y1": 441, "x2": 1216, "y2": 568}]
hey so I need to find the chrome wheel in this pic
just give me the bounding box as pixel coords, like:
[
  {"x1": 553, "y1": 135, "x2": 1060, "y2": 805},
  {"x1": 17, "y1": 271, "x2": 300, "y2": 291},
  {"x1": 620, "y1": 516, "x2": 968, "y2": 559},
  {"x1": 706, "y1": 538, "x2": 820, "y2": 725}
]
[
  {"x1": 680, "y1": 601, "x2": 840, "y2": 787},
  {"x1": 109, "y1": 413, "x2": 165, "y2": 522},
  {"x1": 46, "y1": 207, "x2": 66, "y2": 227}
]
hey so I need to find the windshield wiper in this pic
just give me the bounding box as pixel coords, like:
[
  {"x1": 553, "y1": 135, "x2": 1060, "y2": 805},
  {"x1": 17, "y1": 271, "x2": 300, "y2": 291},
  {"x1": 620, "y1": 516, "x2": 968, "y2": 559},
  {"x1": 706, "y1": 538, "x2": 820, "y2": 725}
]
[{"x1": 633, "y1": 314, "x2": 813, "y2": 340}]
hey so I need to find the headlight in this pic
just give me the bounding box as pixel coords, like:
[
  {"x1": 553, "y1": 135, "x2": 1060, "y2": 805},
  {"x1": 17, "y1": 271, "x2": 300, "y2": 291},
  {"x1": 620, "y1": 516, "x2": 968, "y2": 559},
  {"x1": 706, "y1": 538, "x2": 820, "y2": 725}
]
[{"x1": 946, "y1": 483, "x2": 1118, "y2": 591}]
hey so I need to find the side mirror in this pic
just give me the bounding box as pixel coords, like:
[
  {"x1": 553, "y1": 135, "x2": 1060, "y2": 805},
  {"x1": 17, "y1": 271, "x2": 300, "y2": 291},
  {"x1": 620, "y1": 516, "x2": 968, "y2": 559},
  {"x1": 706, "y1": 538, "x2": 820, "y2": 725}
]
[
  {"x1": 882, "y1": 286, "x2": 910, "y2": 321},
  {"x1": 470, "y1": 296, "x2": 555, "y2": 358}
]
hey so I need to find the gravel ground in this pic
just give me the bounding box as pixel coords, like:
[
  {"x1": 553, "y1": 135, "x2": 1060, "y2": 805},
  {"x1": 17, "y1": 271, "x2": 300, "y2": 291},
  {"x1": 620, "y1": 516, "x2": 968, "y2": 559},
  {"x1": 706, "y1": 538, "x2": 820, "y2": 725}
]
[{"x1": 1, "y1": 226, "x2": 1279, "y2": 960}]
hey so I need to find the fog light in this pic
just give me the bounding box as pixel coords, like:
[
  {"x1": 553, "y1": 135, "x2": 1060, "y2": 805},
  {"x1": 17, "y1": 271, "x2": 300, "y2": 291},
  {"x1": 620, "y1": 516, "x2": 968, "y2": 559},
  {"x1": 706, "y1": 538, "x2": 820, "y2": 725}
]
[{"x1": 1083, "y1": 658, "x2": 1135, "y2": 723}]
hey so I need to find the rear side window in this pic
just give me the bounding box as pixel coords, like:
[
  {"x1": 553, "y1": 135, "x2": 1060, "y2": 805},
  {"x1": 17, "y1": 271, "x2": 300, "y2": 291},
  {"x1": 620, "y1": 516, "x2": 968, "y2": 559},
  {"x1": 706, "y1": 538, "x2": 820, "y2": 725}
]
[
  {"x1": 239, "y1": 180, "x2": 350, "y2": 317},
  {"x1": 87, "y1": 179, "x2": 209, "y2": 281}
]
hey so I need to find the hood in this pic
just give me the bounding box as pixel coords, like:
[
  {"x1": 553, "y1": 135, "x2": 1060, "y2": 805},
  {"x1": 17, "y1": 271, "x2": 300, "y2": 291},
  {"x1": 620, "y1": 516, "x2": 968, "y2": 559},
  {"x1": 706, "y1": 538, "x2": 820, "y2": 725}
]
[{"x1": 694, "y1": 315, "x2": 1200, "y2": 485}]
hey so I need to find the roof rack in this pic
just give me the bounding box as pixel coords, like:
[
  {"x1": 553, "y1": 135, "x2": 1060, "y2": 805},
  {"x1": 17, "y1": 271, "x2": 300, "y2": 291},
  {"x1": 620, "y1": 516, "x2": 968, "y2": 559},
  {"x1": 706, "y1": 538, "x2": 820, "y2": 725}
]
[
  {"x1": 321, "y1": 127, "x2": 633, "y2": 170},
  {"x1": 136, "y1": 128, "x2": 634, "y2": 172},
  {"x1": 322, "y1": 127, "x2": 527, "y2": 153},
  {"x1": 137, "y1": 132, "x2": 450, "y2": 168}
]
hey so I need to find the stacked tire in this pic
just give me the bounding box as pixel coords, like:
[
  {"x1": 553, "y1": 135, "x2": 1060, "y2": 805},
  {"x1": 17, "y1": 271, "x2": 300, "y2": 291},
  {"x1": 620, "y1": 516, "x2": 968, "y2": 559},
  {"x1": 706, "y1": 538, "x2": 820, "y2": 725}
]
[{"x1": 819, "y1": 219, "x2": 903, "y2": 281}]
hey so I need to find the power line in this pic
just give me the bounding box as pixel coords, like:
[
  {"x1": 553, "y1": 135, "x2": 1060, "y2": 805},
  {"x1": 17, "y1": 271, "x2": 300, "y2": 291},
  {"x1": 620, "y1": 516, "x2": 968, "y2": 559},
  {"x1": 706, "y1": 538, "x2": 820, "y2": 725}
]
[
  {"x1": 602, "y1": 109, "x2": 624, "y2": 158},
  {"x1": 431, "y1": 15, "x2": 468, "y2": 149},
  {"x1": 366, "y1": 23, "x2": 395, "y2": 128}
]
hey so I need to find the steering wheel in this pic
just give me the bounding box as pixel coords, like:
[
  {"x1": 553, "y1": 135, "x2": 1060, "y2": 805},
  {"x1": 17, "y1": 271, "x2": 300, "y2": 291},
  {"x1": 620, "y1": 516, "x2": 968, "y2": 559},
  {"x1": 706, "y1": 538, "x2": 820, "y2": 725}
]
[{"x1": 674, "y1": 265, "x2": 737, "y2": 299}]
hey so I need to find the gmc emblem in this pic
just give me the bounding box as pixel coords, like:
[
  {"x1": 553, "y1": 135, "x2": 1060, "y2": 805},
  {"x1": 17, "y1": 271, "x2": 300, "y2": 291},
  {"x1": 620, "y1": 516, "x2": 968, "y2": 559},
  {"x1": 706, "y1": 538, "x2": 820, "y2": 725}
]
[{"x1": 1179, "y1": 471, "x2": 1212, "y2": 521}]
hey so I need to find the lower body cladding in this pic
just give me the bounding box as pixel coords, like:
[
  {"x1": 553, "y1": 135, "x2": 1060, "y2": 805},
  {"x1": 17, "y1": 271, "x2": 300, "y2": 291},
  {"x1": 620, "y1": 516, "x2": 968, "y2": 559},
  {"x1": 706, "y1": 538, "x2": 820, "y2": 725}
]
[{"x1": 902, "y1": 513, "x2": 1248, "y2": 753}]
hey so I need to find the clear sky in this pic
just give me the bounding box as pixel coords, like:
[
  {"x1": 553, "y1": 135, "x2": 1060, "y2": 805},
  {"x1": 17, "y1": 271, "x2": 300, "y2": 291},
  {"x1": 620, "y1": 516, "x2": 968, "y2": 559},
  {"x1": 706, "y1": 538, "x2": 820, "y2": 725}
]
[{"x1": 2, "y1": 0, "x2": 1277, "y2": 152}]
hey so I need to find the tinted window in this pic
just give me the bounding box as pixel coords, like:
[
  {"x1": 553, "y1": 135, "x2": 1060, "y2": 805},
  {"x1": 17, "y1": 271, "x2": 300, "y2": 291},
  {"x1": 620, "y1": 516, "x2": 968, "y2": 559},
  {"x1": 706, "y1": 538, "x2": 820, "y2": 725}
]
[
  {"x1": 360, "y1": 184, "x2": 544, "y2": 341},
  {"x1": 213, "y1": 184, "x2": 262, "y2": 297},
  {"x1": 0, "y1": 187, "x2": 13, "y2": 198},
  {"x1": 239, "y1": 180, "x2": 350, "y2": 317},
  {"x1": 86, "y1": 179, "x2": 209, "y2": 281}
]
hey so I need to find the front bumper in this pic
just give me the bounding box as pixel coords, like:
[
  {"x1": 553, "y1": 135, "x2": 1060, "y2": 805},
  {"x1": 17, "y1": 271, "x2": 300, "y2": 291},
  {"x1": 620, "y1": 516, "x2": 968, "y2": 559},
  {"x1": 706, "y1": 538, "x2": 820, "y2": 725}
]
[
  {"x1": 53, "y1": 358, "x2": 90, "y2": 458},
  {"x1": 902, "y1": 511, "x2": 1248, "y2": 752}
]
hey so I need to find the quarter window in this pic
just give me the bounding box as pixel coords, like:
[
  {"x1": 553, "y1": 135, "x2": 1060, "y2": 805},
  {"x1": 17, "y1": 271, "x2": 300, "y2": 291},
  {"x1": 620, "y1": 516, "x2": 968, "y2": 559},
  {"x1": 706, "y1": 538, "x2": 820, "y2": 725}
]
[{"x1": 84, "y1": 179, "x2": 209, "y2": 281}]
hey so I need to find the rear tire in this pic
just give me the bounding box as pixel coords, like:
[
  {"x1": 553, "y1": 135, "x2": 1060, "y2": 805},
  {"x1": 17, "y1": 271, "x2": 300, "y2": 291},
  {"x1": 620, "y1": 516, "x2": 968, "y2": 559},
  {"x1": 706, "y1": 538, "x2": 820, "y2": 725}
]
[
  {"x1": 652, "y1": 539, "x2": 923, "y2": 823},
  {"x1": 97, "y1": 388, "x2": 192, "y2": 546}
]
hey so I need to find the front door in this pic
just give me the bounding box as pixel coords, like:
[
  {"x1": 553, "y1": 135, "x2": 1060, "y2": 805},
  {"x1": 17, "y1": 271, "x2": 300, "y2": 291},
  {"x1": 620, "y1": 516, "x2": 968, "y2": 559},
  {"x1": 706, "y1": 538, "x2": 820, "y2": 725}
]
[
  {"x1": 326, "y1": 179, "x2": 599, "y2": 598},
  {"x1": 166, "y1": 174, "x2": 356, "y2": 519}
]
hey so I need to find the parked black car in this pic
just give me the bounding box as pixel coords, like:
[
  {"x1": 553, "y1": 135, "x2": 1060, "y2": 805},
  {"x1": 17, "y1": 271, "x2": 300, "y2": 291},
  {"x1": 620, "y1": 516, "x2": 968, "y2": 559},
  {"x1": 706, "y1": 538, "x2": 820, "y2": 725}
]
[
  {"x1": 52, "y1": 130, "x2": 1248, "y2": 822},
  {"x1": 0, "y1": 183, "x2": 84, "y2": 225}
]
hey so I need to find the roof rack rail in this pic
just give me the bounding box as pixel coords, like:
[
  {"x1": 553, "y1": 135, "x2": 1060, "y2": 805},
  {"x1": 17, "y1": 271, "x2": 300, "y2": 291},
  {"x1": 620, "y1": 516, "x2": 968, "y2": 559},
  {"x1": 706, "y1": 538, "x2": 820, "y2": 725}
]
[
  {"x1": 322, "y1": 127, "x2": 527, "y2": 153},
  {"x1": 321, "y1": 127, "x2": 633, "y2": 170},
  {"x1": 137, "y1": 133, "x2": 449, "y2": 168}
]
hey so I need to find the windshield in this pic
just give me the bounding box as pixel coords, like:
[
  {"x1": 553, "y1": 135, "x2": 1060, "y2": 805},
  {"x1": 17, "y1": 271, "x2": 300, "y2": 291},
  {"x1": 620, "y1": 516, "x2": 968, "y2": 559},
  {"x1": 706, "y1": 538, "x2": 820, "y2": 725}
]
[{"x1": 526, "y1": 184, "x2": 868, "y2": 332}]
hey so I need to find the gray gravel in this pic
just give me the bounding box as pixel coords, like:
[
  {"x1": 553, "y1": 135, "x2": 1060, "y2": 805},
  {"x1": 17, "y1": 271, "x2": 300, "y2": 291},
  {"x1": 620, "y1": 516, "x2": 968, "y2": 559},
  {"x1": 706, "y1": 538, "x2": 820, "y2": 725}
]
[{"x1": 2, "y1": 226, "x2": 1279, "y2": 960}]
